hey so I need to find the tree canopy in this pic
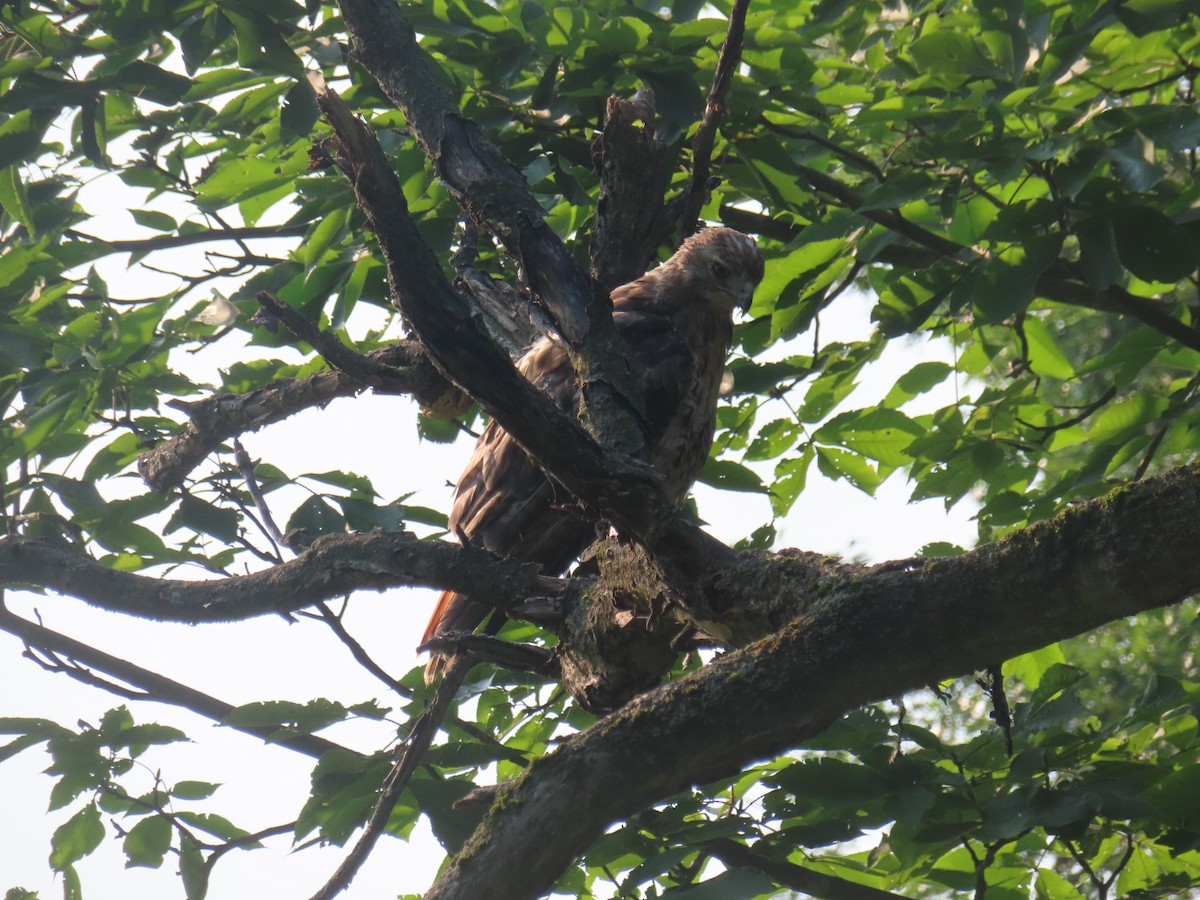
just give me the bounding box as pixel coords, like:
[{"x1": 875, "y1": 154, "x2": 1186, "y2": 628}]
[{"x1": 1, "y1": 0, "x2": 1199, "y2": 898}]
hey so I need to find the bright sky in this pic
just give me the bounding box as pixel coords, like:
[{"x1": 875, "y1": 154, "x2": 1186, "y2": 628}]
[{"x1": 0, "y1": 159, "x2": 978, "y2": 898}]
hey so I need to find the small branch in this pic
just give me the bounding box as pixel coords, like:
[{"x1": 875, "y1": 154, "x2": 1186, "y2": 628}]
[
  {"x1": 254, "y1": 291, "x2": 413, "y2": 388},
  {"x1": 232, "y1": 439, "x2": 287, "y2": 554},
  {"x1": 0, "y1": 603, "x2": 356, "y2": 760},
  {"x1": 1102, "y1": 831, "x2": 1136, "y2": 900},
  {"x1": 137, "y1": 338, "x2": 452, "y2": 493},
  {"x1": 709, "y1": 840, "x2": 909, "y2": 900},
  {"x1": 760, "y1": 118, "x2": 885, "y2": 180},
  {"x1": 1134, "y1": 425, "x2": 1169, "y2": 481},
  {"x1": 679, "y1": 0, "x2": 751, "y2": 237},
  {"x1": 420, "y1": 633, "x2": 560, "y2": 679},
  {"x1": 1016, "y1": 386, "x2": 1118, "y2": 437},
  {"x1": 1062, "y1": 838, "x2": 1103, "y2": 894},
  {"x1": 67, "y1": 224, "x2": 307, "y2": 254},
  {"x1": 1039, "y1": 272, "x2": 1200, "y2": 354},
  {"x1": 310, "y1": 600, "x2": 412, "y2": 697},
  {"x1": 791, "y1": 163, "x2": 1200, "y2": 352},
  {"x1": 975, "y1": 666, "x2": 1013, "y2": 756},
  {"x1": 309, "y1": 654, "x2": 471, "y2": 900},
  {"x1": 203, "y1": 821, "x2": 297, "y2": 874},
  {"x1": 795, "y1": 162, "x2": 974, "y2": 260}
]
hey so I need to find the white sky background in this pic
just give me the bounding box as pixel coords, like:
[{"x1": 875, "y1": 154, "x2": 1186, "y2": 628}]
[{"x1": 0, "y1": 154, "x2": 978, "y2": 897}]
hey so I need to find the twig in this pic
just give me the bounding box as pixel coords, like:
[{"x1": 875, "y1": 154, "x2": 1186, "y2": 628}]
[
  {"x1": 309, "y1": 600, "x2": 413, "y2": 697},
  {"x1": 680, "y1": 0, "x2": 751, "y2": 237},
  {"x1": 420, "y1": 633, "x2": 560, "y2": 678},
  {"x1": 67, "y1": 224, "x2": 307, "y2": 254},
  {"x1": 0, "y1": 603, "x2": 357, "y2": 760},
  {"x1": 232, "y1": 439, "x2": 287, "y2": 553},
  {"x1": 975, "y1": 665, "x2": 1013, "y2": 756},
  {"x1": 203, "y1": 821, "x2": 297, "y2": 874},
  {"x1": 309, "y1": 654, "x2": 472, "y2": 900},
  {"x1": 254, "y1": 291, "x2": 413, "y2": 387},
  {"x1": 795, "y1": 162, "x2": 975, "y2": 260},
  {"x1": 760, "y1": 118, "x2": 885, "y2": 180},
  {"x1": 1016, "y1": 386, "x2": 1118, "y2": 437},
  {"x1": 889, "y1": 695, "x2": 906, "y2": 763},
  {"x1": 1133, "y1": 425, "x2": 1169, "y2": 481}
]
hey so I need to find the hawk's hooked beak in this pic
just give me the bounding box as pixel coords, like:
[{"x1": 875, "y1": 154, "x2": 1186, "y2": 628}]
[{"x1": 736, "y1": 281, "x2": 757, "y2": 313}]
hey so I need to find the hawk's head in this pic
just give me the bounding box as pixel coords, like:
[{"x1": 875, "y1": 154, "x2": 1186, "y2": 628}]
[{"x1": 679, "y1": 227, "x2": 764, "y2": 312}]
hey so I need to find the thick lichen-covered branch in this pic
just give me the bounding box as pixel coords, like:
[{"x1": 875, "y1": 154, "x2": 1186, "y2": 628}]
[{"x1": 423, "y1": 462, "x2": 1200, "y2": 900}]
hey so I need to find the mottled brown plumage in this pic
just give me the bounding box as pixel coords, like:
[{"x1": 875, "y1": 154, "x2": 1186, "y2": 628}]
[{"x1": 422, "y1": 227, "x2": 764, "y2": 682}]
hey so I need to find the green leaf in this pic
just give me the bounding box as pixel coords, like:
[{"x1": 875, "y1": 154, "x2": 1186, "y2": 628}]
[
  {"x1": 304, "y1": 206, "x2": 348, "y2": 268},
  {"x1": 668, "y1": 865, "x2": 781, "y2": 898},
  {"x1": 815, "y1": 408, "x2": 923, "y2": 466},
  {"x1": 910, "y1": 30, "x2": 1005, "y2": 78},
  {"x1": 129, "y1": 209, "x2": 177, "y2": 231},
  {"x1": 698, "y1": 458, "x2": 767, "y2": 493},
  {"x1": 222, "y1": 699, "x2": 347, "y2": 735},
  {"x1": 0, "y1": 108, "x2": 57, "y2": 173},
  {"x1": 171, "y1": 781, "x2": 220, "y2": 801},
  {"x1": 166, "y1": 495, "x2": 240, "y2": 542},
  {"x1": 179, "y1": 833, "x2": 209, "y2": 900},
  {"x1": 1074, "y1": 218, "x2": 1123, "y2": 289},
  {"x1": 0, "y1": 165, "x2": 33, "y2": 233},
  {"x1": 122, "y1": 816, "x2": 172, "y2": 869},
  {"x1": 973, "y1": 233, "x2": 1063, "y2": 322},
  {"x1": 745, "y1": 419, "x2": 803, "y2": 461},
  {"x1": 284, "y1": 495, "x2": 345, "y2": 538},
  {"x1": 884, "y1": 362, "x2": 954, "y2": 407},
  {"x1": 1005, "y1": 643, "x2": 1066, "y2": 692},
  {"x1": 50, "y1": 804, "x2": 105, "y2": 871},
  {"x1": 1022, "y1": 316, "x2": 1074, "y2": 380},
  {"x1": 816, "y1": 446, "x2": 880, "y2": 495},
  {"x1": 1111, "y1": 206, "x2": 1198, "y2": 283},
  {"x1": 280, "y1": 78, "x2": 319, "y2": 137}
]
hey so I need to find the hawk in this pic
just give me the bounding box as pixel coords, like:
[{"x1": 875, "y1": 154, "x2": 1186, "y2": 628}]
[{"x1": 422, "y1": 227, "x2": 764, "y2": 682}]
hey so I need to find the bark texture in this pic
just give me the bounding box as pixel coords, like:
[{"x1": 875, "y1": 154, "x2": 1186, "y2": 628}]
[{"x1": 423, "y1": 464, "x2": 1200, "y2": 900}]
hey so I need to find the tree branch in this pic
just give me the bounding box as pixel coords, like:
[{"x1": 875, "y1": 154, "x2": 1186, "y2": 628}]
[
  {"x1": 311, "y1": 81, "x2": 736, "y2": 589},
  {"x1": 0, "y1": 531, "x2": 563, "y2": 625},
  {"x1": 67, "y1": 223, "x2": 308, "y2": 254},
  {"x1": 679, "y1": 0, "x2": 751, "y2": 237},
  {"x1": 335, "y1": 0, "x2": 597, "y2": 346},
  {"x1": 589, "y1": 90, "x2": 672, "y2": 291},
  {"x1": 311, "y1": 654, "x2": 471, "y2": 900},
  {"x1": 422, "y1": 461, "x2": 1200, "y2": 899},
  {"x1": 791, "y1": 162, "x2": 1200, "y2": 351},
  {"x1": 331, "y1": 4, "x2": 673, "y2": 533},
  {"x1": 0, "y1": 603, "x2": 355, "y2": 760},
  {"x1": 137, "y1": 338, "x2": 453, "y2": 493}
]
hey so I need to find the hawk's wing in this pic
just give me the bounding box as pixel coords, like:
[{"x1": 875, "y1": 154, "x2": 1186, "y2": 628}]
[
  {"x1": 421, "y1": 299, "x2": 701, "y2": 680},
  {"x1": 421, "y1": 337, "x2": 595, "y2": 673}
]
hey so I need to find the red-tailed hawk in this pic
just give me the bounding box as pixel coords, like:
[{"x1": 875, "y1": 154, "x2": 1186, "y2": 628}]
[{"x1": 422, "y1": 227, "x2": 764, "y2": 681}]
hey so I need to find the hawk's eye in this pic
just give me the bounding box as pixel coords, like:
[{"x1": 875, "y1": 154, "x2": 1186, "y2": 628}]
[{"x1": 712, "y1": 261, "x2": 730, "y2": 279}]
